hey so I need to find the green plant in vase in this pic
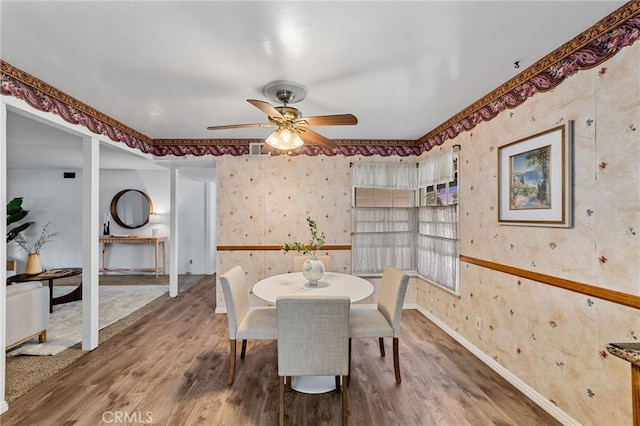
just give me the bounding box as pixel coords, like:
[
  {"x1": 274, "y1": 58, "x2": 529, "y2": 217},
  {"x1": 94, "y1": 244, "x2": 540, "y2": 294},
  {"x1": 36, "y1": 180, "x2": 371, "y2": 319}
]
[
  {"x1": 282, "y1": 216, "x2": 326, "y2": 256},
  {"x1": 282, "y1": 216, "x2": 327, "y2": 286}
]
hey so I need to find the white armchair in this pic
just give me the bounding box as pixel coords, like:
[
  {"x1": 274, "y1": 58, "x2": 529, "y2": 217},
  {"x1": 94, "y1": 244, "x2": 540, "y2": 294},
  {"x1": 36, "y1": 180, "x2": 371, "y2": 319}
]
[{"x1": 6, "y1": 281, "x2": 49, "y2": 350}]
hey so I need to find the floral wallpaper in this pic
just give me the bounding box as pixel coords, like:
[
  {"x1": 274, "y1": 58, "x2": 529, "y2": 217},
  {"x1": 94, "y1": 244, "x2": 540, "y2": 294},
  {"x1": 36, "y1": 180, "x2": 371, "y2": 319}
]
[
  {"x1": 217, "y1": 155, "x2": 355, "y2": 307},
  {"x1": 418, "y1": 41, "x2": 639, "y2": 425}
]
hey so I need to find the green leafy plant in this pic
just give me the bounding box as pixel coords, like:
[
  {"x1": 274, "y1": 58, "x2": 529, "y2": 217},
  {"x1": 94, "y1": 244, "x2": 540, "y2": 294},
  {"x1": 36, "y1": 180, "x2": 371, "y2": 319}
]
[
  {"x1": 282, "y1": 216, "x2": 326, "y2": 256},
  {"x1": 6, "y1": 197, "x2": 32, "y2": 243},
  {"x1": 13, "y1": 222, "x2": 59, "y2": 254}
]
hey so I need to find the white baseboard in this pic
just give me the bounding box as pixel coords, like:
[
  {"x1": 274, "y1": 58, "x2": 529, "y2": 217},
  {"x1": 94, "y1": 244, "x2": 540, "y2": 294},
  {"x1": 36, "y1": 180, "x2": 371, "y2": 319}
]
[
  {"x1": 415, "y1": 306, "x2": 579, "y2": 426},
  {"x1": 1, "y1": 400, "x2": 8, "y2": 415}
]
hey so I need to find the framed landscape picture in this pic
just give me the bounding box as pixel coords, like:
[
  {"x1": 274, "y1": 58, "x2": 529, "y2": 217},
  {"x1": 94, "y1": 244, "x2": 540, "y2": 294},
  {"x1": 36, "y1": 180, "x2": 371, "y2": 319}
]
[{"x1": 498, "y1": 122, "x2": 573, "y2": 227}]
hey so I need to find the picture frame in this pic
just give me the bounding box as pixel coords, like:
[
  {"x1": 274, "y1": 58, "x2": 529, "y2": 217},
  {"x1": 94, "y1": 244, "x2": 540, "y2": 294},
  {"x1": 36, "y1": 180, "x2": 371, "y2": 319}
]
[{"x1": 498, "y1": 121, "x2": 573, "y2": 227}]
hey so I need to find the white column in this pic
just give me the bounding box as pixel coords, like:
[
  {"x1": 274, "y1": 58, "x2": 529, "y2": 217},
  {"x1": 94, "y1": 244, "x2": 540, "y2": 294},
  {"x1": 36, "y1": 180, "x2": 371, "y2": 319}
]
[
  {"x1": 82, "y1": 137, "x2": 100, "y2": 350},
  {"x1": 205, "y1": 181, "x2": 216, "y2": 274},
  {"x1": 169, "y1": 168, "x2": 179, "y2": 297},
  {"x1": 0, "y1": 102, "x2": 9, "y2": 414}
]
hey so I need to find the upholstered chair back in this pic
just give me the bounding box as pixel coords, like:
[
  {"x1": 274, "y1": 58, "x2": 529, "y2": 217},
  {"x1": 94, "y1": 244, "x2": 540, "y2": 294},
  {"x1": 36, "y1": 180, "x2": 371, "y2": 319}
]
[
  {"x1": 219, "y1": 265, "x2": 250, "y2": 339},
  {"x1": 277, "y1": 295, "x2": 350, "y2": 377},
  {"x1": 376, "y1": 265, "x2": 410, "y2": 337}
]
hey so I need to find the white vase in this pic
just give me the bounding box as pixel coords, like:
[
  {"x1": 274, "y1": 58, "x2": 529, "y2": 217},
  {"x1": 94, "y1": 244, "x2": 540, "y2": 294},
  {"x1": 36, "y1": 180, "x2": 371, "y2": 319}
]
[
  {"x1": 302, "y1": 255, "x2": 325, "y2": 286},
  {"x1": 25, "y1": 253, "x2": 43, "y2": 275}
]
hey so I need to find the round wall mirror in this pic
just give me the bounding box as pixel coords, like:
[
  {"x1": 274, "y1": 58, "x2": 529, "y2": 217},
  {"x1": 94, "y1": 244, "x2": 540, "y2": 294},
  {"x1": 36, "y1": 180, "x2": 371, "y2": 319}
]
[{"x1": 110, "y1": 189, "x2": 153, "y2": 229}]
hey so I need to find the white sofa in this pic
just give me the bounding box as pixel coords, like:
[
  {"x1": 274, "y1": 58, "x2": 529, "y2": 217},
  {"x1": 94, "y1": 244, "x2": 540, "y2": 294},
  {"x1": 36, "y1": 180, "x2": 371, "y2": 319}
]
[{"x1": 6, "y1": 281, "x2": 49, "y2": 350}]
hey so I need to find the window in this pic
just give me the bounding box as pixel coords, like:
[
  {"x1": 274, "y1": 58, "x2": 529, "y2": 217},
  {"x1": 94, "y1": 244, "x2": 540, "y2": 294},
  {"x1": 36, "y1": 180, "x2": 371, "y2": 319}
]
[
  {"x1": 352, "y1": 206, "x2": 417, "y2": 274},
  {"x1": 355, "y1": 188, "x2": 414, "y2": 207},
  {"x1": 419, "y1": 157, "x2": 458, "y2": 207},
  {"x1": 417, "y1": 156, "x2": 459, "y2": 293},
  {"x1": 351, "y1": 153, "x2": 459, "y2": 293},
  {"x1": 351, "y1": 163, "x2": 418, "y2": 275}
]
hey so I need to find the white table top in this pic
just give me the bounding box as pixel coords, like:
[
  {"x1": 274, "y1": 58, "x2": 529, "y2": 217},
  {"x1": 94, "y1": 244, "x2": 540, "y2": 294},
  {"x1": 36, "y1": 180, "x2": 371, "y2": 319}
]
[{"x1": 252, "y1": 272, "x2": 374, "y2": 304}]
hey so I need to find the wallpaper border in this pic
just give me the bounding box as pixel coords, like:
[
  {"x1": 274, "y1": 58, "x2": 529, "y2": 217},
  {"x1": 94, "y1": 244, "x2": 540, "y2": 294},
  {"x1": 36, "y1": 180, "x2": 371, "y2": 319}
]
[{"x1": 1, "y1": 2, "x2": 638, "y2": 157}]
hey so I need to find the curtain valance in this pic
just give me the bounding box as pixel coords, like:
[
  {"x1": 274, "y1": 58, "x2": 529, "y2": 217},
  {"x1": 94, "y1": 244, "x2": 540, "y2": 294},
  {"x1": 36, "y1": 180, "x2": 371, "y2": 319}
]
[
  {"x1": 418, "y1": 148, "x2": 454, "y2": 187},
  {"x1": 353, "y1": 147, "x2": 454, "y2": 190},
  {"x1": 352, "y1": 163, "x2": 417, "y2": 190}
]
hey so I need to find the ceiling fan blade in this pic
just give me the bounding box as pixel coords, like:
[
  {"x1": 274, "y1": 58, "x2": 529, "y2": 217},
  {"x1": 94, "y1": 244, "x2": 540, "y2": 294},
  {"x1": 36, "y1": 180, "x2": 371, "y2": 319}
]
[
  {"x1": 207, "y1": 123, "x2": 275, "y2": 131},
  {"x1": 298, "y1": 114, "x2": 358, "y2": 127},
  {"x1": 298, "y1": 128, "x2": 337, "y2": 150},
  {"x1": 247, "y1": 99, "x2": 284, "y2": 119}
]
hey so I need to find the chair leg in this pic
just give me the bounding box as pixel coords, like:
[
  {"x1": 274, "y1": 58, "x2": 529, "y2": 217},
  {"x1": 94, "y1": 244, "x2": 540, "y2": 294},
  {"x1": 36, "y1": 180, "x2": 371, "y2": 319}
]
[
  {"x1": 379, "y1": 337, "x2": 385, "y2": 357},
  {"x1": 286, "y1": 376, "x2": 292, "y2": 392},
  {"x1": 279, "y1": 376, "x2": 286, "y2": 426},
  {"x1": 347, "y1": 338, "x2": 352, "y2": 386},
  {"x1": 38, "y1": 330, "x2": 47, "y2": 343},
  {"x1": 335, "y1": 376, "x2": 340, "y2": 392},
  {"x1": 393, "y1": 337, "x2": 401, "y2": 383},
  {"x1": 228, "y1": 340, "x2": 236, "y2": 386},
  {"x1": 240, "y1": 339, "x2": 248, "y2": 359},
  {"x1": 342, "y1": 374, "x2": 349, "y2": 426}
]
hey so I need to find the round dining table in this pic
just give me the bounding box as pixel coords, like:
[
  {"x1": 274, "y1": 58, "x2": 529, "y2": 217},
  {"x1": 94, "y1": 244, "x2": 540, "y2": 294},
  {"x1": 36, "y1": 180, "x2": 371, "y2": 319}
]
[
  {"x1": 252, "y1": 272, "x2": 374, "y2": 394},
  {"x1": 252, "y1": 271, "x2": 374, "y2": 305}
]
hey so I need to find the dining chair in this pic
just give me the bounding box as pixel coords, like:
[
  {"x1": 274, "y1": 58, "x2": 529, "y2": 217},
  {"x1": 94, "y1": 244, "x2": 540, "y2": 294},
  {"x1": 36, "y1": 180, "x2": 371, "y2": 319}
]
[
  {"x1": 277, "y1": 295, "x2": 350, "y2": 426},
  {"x1": 219, "y1": 265, "x2": 277, "y2": 385},
  {"x1": 349, "y1": 265, "x2": 409, "y2": 383},
  {"x1": 292, "y1": 255, "x2": 331, "y2": 273}
]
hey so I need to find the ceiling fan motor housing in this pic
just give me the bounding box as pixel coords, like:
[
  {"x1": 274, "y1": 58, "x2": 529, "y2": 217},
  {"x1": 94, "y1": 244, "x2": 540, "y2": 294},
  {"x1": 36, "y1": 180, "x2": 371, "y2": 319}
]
[{"x1": 275, "y1": 106, "x2": 302, "y2": 120}]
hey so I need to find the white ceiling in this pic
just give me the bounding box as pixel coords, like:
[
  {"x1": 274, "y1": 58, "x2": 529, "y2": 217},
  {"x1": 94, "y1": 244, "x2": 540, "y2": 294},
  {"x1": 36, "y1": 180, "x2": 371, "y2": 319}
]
[{"x1": 0, "y1": 1, "x2": 627, "y2": 166}]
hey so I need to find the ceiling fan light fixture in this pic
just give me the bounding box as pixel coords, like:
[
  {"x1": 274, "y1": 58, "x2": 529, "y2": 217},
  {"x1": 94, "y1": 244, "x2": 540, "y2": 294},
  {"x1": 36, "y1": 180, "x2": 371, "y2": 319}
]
[
  {"x1": 207, "y1": 80, "x2": 353, "y2": 151},
  {"x1": 266, "y1": 127, "x2": 304, "y2": 150}
]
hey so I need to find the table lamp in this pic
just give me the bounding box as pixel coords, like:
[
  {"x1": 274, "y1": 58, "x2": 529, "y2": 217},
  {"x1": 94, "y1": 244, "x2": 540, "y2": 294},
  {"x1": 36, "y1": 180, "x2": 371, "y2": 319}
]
[{"x1": 148, "y1": 213, "x2": 162, "y2": 236}]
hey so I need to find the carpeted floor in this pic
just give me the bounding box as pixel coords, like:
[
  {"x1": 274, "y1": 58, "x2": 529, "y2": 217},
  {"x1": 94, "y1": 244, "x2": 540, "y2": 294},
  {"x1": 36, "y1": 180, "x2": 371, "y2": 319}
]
[{"x1": 5, "y1": 273, "x2": 211, "y2": 403}]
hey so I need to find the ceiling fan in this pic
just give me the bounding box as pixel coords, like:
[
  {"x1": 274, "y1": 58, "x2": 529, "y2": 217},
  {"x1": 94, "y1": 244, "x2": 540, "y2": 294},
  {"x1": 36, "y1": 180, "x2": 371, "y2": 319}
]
[{"x1": 206, "y1": 81, "x2": 357, "y2": 151}]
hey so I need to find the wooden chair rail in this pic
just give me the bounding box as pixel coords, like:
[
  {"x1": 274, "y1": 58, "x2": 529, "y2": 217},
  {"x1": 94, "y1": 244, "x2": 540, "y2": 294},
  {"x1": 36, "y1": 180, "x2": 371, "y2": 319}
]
[
  {"x1": 214, "y1": 248, "x2": 640, "y2": 309},
  {"x1": 460, "y1": 254, "x2": 640, "y2": 310},
  {"x1": 217, "y1": 245, "x2": 351, "y2": 251}
]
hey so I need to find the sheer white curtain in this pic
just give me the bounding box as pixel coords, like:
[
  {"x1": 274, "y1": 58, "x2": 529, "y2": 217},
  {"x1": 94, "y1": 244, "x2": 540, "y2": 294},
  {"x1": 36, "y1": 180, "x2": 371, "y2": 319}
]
[
  {"x1": 352, "y1": 207, "x2": 417, "y2": 274},
  {"x1": 417, "y1": 205, "x2": 458, "y2": 293},
  {"x1": 352, "y1": 158, "x2": 458, "y2": 287},
  {"x1": 352, "y1": 163, "x2": 417, "y2": 275},
  {"x1": 352, "y1": 163, "x2": 417, "y2": 190},
  {"x1": 418, "y1": 148, "x2": 454, "y2": 187}
]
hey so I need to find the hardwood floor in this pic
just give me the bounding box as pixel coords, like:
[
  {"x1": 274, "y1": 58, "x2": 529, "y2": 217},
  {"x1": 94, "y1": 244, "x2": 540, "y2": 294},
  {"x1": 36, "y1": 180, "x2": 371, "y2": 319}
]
[{"x1": 1, "y1": 276, "x2": 559, "y2": 425}]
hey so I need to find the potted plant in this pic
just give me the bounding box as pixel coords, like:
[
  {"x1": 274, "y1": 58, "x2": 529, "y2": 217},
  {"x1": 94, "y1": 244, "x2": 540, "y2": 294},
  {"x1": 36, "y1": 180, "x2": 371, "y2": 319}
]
[
  {"x1": 13, "y1": 222, "x2": 59, "y2": 274},
  {"x1": 282, "y1": 216, "x2": 326, "y2": 286},
  {"x1": 6, "y1": 197, "x2": 32, "y2": 243}
]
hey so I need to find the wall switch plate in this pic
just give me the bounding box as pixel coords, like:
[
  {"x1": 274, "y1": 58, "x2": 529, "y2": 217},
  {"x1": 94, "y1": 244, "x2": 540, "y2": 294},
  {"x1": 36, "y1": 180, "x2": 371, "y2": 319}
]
[{"x1": 475, "y1": 317, "x2": 482, "y2": 331}]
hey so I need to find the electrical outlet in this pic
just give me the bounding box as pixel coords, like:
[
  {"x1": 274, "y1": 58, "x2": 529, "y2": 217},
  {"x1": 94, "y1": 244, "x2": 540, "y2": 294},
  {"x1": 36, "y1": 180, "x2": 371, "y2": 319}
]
[{"x1": 475, "y1": 317, "x2": 482, "y2": 331}]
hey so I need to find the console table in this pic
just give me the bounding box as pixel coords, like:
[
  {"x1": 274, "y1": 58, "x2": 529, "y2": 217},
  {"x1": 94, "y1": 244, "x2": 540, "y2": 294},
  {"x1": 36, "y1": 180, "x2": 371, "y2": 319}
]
[{"x1": 100, "y1": 236, "x2": 166, "y2": 277}]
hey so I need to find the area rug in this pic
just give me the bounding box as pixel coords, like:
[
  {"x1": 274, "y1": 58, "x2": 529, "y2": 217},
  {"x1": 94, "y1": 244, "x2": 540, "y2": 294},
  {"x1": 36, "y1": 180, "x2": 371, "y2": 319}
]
[{"x1": 7, "y1": 285, "x2": 168, "y2": 356}]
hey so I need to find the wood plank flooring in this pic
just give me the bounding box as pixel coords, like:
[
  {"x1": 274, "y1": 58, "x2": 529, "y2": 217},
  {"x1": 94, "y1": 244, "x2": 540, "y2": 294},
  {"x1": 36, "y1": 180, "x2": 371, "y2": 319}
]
[{"x1": 2, "y1": 276, "x2": 560, "y2": 425}]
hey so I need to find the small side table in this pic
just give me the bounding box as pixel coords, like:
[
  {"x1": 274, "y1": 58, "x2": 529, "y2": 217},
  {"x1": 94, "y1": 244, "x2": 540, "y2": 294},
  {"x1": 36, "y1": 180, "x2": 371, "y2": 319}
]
[
  {"x1": 607, "y1": 342, "x2": 640, "y2": 426},
  {"x1": 7, "y1": 268, "x2": 82, "y2": 313}
]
